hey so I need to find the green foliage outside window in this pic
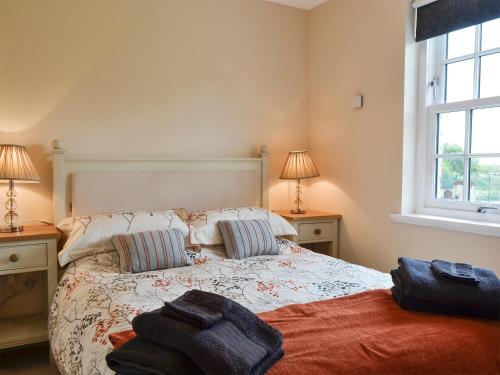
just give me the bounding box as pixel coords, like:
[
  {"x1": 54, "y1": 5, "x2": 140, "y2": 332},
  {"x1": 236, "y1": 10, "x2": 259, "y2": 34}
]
[{"x1": 440, "y1": 143, "x2": 500, "y2": 203}]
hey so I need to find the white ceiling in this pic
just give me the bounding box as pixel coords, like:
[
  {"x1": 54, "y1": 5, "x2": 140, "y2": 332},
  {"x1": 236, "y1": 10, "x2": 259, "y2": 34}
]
[{"x1": 265, "y1": 0, "x2": 328, "y2": 10}]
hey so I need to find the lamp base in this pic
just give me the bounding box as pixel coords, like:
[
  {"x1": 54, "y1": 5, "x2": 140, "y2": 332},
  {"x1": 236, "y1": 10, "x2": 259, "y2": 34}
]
[
  {"x1": 290, "y1": 209, "x2": 306, "y2": 214},
  {"x1": 2, "y1": 180, "x2": 24, "y2": 233},
  {"x1": 0, "y1": 225, "x2": 24, "y2": 233}
]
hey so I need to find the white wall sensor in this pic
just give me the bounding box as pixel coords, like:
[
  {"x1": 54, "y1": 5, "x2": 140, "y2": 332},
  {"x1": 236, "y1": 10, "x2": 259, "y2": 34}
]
[{"x1": 352, "y1": 94, "x2": 363, "y2": 109}]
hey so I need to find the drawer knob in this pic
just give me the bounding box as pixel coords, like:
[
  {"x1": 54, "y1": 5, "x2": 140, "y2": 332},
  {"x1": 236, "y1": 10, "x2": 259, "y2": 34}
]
[
  {"x1": 9, "y1": 254, "x2": 19, "y2": 263},
  {"x1": 314, "y1": 228, "x2": 322, "y2": 235}
]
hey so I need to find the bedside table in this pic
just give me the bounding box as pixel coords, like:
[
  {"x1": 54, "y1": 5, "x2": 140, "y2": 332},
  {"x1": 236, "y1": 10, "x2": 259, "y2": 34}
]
[
  {"x1": 274, "y1": 210, "x2": 341, "y2": 257},
  {"x1": 0, "y1": 224, "x2": 60, "y2": 350}
]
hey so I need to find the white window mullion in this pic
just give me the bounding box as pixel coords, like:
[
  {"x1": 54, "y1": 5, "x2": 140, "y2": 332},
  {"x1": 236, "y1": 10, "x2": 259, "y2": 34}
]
[
  {"x1": 424, "y1": 107, "x2": 438, "y2": 206},
  {"x1": 473, "y1": 24, "x2": 481, "y2": 99},
  {"x1": 439, "y1": 37, "x2": 446, "y2": 103},
  {"x1": 464, "y1": 109, "x2": 472, "y2": 202}
]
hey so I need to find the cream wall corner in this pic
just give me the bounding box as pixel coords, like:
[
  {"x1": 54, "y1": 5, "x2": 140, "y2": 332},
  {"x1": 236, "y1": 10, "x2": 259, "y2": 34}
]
[{"x1": 306, "y1": 0, "x2": 500, "y2": 273}]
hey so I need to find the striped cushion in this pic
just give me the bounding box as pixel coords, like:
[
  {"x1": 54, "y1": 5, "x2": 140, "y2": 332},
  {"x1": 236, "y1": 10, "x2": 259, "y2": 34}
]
[
  {"x1": 112, "y1": 229, "x2": 192, "y2": 273},
  {"x1": 217, "y1": 220, "x2": 279, "y2": 260}
]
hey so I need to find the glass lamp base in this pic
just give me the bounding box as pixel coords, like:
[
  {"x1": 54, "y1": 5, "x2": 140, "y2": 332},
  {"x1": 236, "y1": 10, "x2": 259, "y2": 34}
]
[
  {"x1": 0, "y1": 225, "x2": 24, "y2": 233},
  {"x1": 3, "y1": 180, "x2": 23, "y2": 232},
  {"x1": 290, "y1": 209, "x2": 306, "y2": 214}
]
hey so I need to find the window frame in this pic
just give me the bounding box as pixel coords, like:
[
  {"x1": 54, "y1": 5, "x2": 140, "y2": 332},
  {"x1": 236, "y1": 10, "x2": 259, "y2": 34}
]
[{"x1": 416, "y1": 24, "x2": 500, "y2": 224}]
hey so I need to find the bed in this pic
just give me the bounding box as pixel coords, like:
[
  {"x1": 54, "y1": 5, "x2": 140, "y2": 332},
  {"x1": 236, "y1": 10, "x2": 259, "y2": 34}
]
[
  {"x1": 49, "y1": 242, "x2": 391, "y2": 374},
  {"x1": 47, "y1": 140, "x2": 389, "y2": 373},
  {"x1": 47, "y1": 140, "x2": 498, "y2": 375}
]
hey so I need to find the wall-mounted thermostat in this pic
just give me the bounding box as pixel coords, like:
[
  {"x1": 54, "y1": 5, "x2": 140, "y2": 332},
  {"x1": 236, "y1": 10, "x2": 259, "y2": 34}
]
[{"x1": 352, "y1": 94, "x2": 363, "y2": 109}]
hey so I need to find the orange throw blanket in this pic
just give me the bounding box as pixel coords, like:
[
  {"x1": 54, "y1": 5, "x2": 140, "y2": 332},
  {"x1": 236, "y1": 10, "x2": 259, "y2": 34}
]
[{"x1": 109, "y1": 289, "x2": 500, "y2": 374}]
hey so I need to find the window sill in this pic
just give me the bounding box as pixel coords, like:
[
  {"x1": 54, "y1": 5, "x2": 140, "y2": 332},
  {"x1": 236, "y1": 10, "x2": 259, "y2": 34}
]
[{"x1": 390, "y1": 213, "x2": 500, "y2": 238}]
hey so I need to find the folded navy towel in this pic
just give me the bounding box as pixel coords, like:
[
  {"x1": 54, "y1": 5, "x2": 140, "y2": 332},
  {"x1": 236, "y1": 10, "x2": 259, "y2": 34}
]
[
  {"x1": 163, "y1": 289, "x2": 230, "y2": 329},
  {"x1": 133, "y1": 290, "x2": 283, "y2": 375},
  {"x1": 431, "y1": 259, "x2": 478, "y2": 285},
  {"x1": 391, "y1": 258, "x2": 500, "y2": 319},
  {"x1": 106, "y1": 336, "x2": 202, "y2": 375},
  {"x1": 391, "y1": 269, "x2": 495, "y2": 319}
]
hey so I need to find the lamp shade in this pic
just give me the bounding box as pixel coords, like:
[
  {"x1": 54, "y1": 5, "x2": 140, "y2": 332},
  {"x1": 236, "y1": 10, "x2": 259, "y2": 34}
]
[
  {"x1": 279, "y1": 150, "x2": 320, "y2": 180},
  {"x1": 0, "y1": 145, "x2": 40, "y2": 182}
]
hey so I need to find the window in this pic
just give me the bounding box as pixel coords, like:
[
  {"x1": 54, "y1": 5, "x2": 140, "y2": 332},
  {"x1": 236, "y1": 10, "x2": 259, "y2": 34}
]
[{"x1": 418, "y1": 18, "x2": 500, "y2": 222}]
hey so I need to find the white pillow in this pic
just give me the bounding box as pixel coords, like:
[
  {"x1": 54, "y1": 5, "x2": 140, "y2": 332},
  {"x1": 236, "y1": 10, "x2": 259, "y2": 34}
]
[
  {"x1": 187, "y1": 207, "x2": 297, "y2": 246},
  {"x1": 57, "y1": 211, "x2": 189, "y2": 266},
  {"x1": 57, "y1": 216, "x2": 74, "y2": 237}
]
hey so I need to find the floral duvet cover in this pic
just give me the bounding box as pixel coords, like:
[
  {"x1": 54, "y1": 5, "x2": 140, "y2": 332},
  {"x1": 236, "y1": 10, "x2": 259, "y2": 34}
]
[{"x1": 49, "y1": 240, "x2": 392, "y2": 375}]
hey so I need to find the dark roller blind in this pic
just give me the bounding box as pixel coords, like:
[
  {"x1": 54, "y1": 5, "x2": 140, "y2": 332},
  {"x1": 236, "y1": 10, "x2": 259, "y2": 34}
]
[{"x1": 416, "y1": 0, "x2": 500, "y2": 42}]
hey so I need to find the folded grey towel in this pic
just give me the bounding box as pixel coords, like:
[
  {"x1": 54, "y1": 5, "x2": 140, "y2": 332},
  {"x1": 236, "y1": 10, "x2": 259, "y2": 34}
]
[
  {"x1": 106, "y1": 336, "x2": 202, "y2": 375},
  {"x1": 133, "y1": 290, "x2": 283, "y2": 375},
  {"x1": 390, "y1": 257, "x2": 500, "y2": 319},
  {"x1": 431, "y1": 259, "x2": 478, "y2": 285}
]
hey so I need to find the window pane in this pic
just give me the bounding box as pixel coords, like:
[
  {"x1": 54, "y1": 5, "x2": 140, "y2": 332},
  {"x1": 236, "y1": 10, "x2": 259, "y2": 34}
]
[
  {"x1": 435, "y1": 157, "x2": 464, "y2": 201},
  {"x1": 481, "y1": 18, "x2": 500, "y2": 51},
  {"x1": 437, "y1": 111, "x2": 466, "y2": 154},
  {"x1": 446, "y1": 59, "x2": 474, "y2": 103},
  {"x1": 479, "y1": 53, "x2": 500, "y2": 98},
  {"x1": 471, "y1": 107, "x2": 500, "y2": 153},
  {"x1": 470, "y1": 157, "x2": 500, "y2": 204},
  {"x1": 447, "y1": 26, "x2": 476, "y2": 58}
]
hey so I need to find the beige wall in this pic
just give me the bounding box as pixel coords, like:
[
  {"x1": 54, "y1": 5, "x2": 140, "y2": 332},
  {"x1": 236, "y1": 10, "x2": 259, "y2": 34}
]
[
  {"x1": 1, "y1": 0, "x2": 498, "y2": 275},
  {"x1": 0, "y1": 0, "x2": 308, "y2": 222},
  {"x1": 307, "y1": 0, "x2": 500, "y2": 273}
]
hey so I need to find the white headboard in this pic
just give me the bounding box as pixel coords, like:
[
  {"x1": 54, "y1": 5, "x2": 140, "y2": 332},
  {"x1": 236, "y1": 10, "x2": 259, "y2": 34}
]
[{"x1": 51, "y1": 140, "x2": 269, "y2": 223}]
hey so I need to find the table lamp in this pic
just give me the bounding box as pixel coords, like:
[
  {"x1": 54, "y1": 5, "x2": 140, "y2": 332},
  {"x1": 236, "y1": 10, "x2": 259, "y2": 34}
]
[
  {"x1": 279, "y1": 150, "x2": 320, "y2": 214},
  {"x1": 0, "y1": 144, "x2": 40, "y2": 232}
]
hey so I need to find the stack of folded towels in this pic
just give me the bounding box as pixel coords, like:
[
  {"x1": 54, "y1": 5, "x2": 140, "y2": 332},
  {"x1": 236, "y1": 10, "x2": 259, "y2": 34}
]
[
  {"x1": 391, "y1": 257, "x2": 500, "y2": 319},
  {"x1": 106, "y1": 290, "x2": 283, "y2": 375}
]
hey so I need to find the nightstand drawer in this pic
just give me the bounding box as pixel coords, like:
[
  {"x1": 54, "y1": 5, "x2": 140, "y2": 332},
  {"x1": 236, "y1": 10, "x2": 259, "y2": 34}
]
[
  {"x1": 0, "y1": 243, "x2": 47, "y2": 271},
  {"x1": 298, "y1": 222, "x2": 333, "y2": 242}
]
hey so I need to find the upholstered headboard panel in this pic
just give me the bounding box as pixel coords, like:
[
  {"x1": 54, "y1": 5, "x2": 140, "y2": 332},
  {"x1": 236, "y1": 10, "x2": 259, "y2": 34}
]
[
  {"x1": 51, "y1": 140, "x2": 269, "y2": 223},
  {"x1": 70, "y1": 171, "x2": 260, "y2": 216}
]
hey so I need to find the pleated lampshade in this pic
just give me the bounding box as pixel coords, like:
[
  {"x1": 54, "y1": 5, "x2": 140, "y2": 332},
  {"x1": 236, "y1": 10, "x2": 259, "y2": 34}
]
[
  {"x1": 279, "y1": 151, "x2": 320, "y2": 180},
  {"x1": 0, "y1": 144, "x2": 40, "y2": 182}
]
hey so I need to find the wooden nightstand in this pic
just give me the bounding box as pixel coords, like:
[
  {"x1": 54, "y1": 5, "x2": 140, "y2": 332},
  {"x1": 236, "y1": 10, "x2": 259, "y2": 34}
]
[
  {"x1": 274, "y1": 210, "x2": 342, "y2": 257},
  {"x1": 0, "y1": 224, "x2": 60, "y2": 350}
]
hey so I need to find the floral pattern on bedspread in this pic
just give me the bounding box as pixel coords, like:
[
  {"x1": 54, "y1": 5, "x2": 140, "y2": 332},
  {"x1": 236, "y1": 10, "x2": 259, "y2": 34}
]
[{"x1": 49, "y1": 240, "x2": 392, "y2": 375}]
